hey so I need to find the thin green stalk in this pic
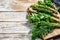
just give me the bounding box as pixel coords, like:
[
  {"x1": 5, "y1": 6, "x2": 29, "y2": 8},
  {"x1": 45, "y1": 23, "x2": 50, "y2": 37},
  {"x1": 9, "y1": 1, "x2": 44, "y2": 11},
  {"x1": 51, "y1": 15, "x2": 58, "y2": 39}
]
[{"x1": 34, "y1": 4, "x2": 59, "y2": 14}]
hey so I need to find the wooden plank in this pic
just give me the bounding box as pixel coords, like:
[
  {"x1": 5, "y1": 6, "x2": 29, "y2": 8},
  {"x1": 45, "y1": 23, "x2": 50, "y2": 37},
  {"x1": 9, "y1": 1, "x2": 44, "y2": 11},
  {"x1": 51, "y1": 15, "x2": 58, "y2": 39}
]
[
  {"x1": 0, "y1": 33, "x2": 30, "y2": 40},
  {"x1": 0, "y1": 12, "x2": 28, "y2": 21},
  {"x1": 0, "y1": 0, "x2": 35, "y2": 11},
  {"x1": 0, "y1": 22, "x2": 31, "y2": 33},
  {"x1": 0, "y1": 38, "x2": 30, "y2": 40},
  {"x1": 15, "y1": 0, "x2": 38, "y2": 3},
  {"x1": 0, "y1": 33, "x2": 30, "y2": 38},
  {"x1": 44, "y1": 29, "x2": 60, "y2": 40}
]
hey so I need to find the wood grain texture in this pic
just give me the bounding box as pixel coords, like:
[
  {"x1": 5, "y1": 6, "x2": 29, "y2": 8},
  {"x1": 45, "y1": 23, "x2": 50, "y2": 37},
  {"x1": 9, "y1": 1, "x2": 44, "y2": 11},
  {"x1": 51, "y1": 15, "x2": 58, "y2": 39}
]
[
  {"x1": 0, "y1": 38, "x2": 30, "y2": 40},
  {"x1": 0, "y1": 0, "x2": 35, "y2": 40},
  {"x1": 0, "y1": 0, "x2": 36, "y2": 11},
  {"x1": 0, "y1": 21, "x2": 31, "y2": 40},
  {"x1": 15, "y1": 0, "x2": 38, "y2": 3},
  {"x1": 0, "y1": 33, "x2": 29, "y2": 38},
  {"x1": 0, "y1": 21, "x2": 32, "y2": 33},
  {"x1": 0, "y1": 33, "x2": 31, "y2": 40},
  {"x1": 0, "y1": 12, "x2": 28, "y2": 21}
]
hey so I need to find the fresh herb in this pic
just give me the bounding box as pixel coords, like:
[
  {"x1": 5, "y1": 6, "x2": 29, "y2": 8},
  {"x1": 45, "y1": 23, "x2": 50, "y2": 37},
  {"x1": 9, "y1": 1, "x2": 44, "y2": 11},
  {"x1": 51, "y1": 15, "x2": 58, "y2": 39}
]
[{"x1": 27, "y1": 0, "x2": 60, "y2": 40}]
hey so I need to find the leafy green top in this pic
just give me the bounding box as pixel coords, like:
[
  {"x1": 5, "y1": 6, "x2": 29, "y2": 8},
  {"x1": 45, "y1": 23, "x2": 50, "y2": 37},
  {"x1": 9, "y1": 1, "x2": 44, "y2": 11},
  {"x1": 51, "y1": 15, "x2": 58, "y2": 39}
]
[{"x1": 28, "y1": 0, "x2": 60, "y2": 40}]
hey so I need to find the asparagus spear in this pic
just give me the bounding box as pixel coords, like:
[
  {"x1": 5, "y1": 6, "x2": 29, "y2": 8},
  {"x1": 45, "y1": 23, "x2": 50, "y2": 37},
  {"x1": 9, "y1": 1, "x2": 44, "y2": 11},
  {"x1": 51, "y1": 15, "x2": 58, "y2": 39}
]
[
  {"x1": 27, "y1": 0, "x2": 60, "y2": 40},
  {"x1": 32, "y1": 4, "x2": 59, "y2": 14}
]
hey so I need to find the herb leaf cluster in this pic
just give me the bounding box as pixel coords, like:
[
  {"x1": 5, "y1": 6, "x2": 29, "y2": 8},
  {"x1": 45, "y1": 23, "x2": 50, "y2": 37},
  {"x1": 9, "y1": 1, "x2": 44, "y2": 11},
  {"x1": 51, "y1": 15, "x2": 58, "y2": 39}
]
[{"x1": 28, "y1": 0, "x2": 60, "y2": 40}]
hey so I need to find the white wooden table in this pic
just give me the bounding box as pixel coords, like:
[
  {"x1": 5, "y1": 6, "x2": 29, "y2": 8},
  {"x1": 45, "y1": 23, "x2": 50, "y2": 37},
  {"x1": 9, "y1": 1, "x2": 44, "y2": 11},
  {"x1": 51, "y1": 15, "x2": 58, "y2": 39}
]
[{"x1": 0, "y1": 0, "x2": 38, "y2": 40}]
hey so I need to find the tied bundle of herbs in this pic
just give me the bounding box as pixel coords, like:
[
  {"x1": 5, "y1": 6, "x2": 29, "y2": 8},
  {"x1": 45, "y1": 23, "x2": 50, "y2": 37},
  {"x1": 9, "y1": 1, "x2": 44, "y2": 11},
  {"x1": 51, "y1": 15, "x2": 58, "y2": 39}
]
[{"x1": 27, "y1": 0, "x2": 60, "y2": 40}]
